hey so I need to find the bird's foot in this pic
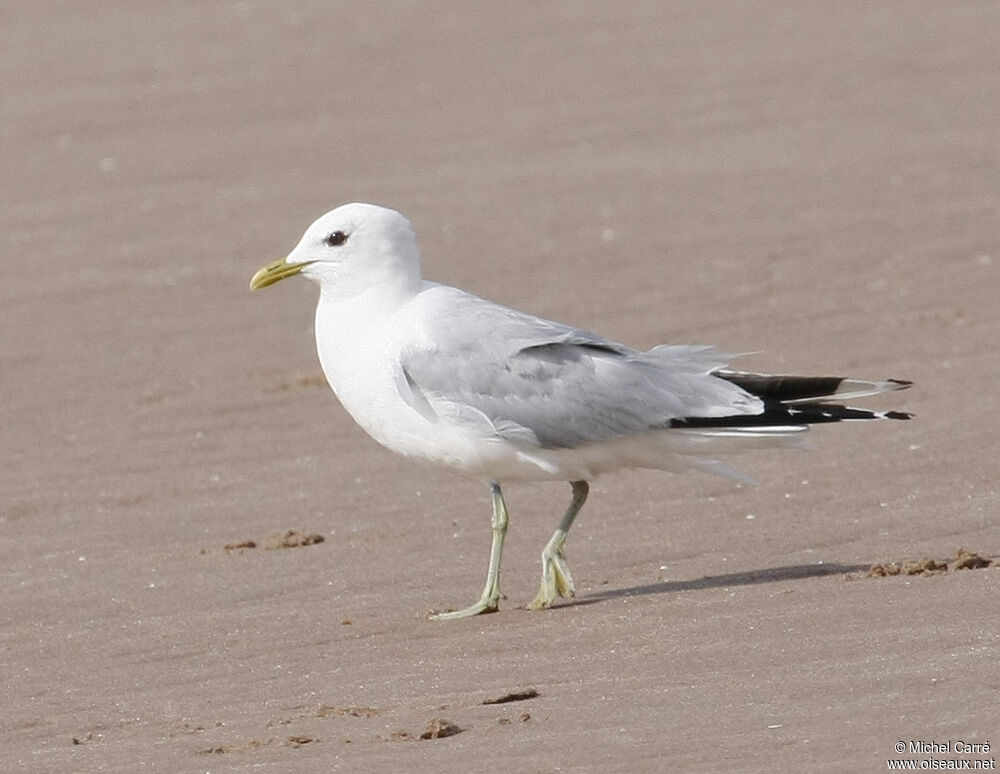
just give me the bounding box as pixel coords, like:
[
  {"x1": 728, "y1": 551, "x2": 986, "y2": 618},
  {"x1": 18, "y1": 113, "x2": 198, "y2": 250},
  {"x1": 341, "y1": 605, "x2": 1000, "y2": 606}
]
[
  {"x1": 430, "y1": 593, "x2": 500, "y2": 620},
  {"x1": 430, "y1": 580, "x2": 503, "y2": 620},
  {"x1": 526, "y1": 549, "x2": 575, "y2": 610}
]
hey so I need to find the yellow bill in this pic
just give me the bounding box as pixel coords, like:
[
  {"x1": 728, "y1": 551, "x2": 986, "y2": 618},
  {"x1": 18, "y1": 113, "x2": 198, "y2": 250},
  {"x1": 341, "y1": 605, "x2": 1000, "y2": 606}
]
[{"x1": 250, "y1": 258, "x2": 315, "y2": 290}]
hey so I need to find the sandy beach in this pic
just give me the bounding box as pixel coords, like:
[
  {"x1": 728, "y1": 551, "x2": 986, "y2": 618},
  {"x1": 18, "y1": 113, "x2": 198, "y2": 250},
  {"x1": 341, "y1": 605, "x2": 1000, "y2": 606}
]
[{"x1": 3, "y1": 3, "x2": 998, "y2": 771}]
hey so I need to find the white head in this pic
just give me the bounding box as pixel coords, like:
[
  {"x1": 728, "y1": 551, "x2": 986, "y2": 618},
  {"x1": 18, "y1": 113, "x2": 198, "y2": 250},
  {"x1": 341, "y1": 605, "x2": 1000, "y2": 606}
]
[{"x1": 250, "y1": 203, "x2": 422, "y2": 298}]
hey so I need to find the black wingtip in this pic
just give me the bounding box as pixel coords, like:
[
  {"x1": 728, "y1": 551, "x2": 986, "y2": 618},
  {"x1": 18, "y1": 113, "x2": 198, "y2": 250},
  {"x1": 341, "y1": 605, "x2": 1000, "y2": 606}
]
[
  {"x1": 888, "y1": 379, "x2": 913, "y2": 390},
  {"x1": 671, "y1": 403, "x2": 915, "y2": 429}
]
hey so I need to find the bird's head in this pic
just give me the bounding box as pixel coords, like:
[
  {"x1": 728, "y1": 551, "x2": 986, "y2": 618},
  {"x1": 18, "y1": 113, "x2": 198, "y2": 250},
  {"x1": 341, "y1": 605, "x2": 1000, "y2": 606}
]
[{"x1": 250, "y1": 203, "x2": 422, "y2": 296}]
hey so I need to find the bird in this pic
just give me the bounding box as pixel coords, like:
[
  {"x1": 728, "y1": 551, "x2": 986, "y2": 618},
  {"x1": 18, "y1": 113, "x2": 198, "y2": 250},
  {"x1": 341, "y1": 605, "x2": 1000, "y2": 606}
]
[{"x1": 250, "y1": 203, "x2": 911, "y2": 620}]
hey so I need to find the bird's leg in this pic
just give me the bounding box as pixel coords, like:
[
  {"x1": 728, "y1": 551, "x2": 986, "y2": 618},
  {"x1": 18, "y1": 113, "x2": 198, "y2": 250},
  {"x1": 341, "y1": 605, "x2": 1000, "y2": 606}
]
[
  {"x1": 431, "y1": 481, "x2": 508, "y2": 620},
  {"x1": 527, "y1": 480, "x2": 589, "y2": 610}
]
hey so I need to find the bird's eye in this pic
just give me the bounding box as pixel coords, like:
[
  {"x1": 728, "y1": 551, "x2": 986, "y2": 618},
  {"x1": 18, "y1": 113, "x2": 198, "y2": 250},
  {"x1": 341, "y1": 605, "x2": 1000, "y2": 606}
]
[{"x1": 324, "y1": 230, "x2": 348, "y2": 247}]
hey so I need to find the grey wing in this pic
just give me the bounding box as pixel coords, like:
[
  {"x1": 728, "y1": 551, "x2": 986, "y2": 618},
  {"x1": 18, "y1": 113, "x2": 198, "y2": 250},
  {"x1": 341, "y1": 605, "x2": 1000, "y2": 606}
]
[{"x1": 398, "y1": 306, "x2": 761, "y2": 450}]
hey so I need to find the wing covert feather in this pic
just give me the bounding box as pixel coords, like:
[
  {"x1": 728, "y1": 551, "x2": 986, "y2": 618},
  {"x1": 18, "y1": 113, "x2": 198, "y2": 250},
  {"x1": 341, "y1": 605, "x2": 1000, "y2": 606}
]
[{"x1": 397, "y1": 287, "x2": 760, "y2": 449}]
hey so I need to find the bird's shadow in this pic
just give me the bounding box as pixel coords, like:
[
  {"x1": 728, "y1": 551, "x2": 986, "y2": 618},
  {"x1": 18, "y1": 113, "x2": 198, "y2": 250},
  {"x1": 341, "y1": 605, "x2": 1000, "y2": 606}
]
[{"x1": 565, "y1": 561, "x2": 868, "y2": 608}]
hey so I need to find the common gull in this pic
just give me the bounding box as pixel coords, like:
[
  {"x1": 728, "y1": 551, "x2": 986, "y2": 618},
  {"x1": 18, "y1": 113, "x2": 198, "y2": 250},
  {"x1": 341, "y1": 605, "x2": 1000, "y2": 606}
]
[{"x1": 251, "y1": 203, "x2": 911, "y2": 619}]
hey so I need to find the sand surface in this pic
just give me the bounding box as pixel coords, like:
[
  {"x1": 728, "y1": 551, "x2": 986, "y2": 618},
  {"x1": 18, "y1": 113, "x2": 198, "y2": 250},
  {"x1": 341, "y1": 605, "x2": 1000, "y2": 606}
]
[{"x1": 3, "y1": 3, "x2": 998, "y2": 772}]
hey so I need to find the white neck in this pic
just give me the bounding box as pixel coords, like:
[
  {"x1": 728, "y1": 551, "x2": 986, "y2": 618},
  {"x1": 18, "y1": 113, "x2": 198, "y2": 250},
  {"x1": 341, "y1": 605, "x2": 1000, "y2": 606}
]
[{"x1": 312, "y1": 279, "x2": 417, "y2": 399}]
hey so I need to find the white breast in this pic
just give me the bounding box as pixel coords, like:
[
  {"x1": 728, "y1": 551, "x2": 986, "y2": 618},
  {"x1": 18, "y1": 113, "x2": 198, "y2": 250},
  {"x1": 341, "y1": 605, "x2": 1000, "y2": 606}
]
[{"x1": 313, "y1": 290, "x2": 522, "y2": 477}]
